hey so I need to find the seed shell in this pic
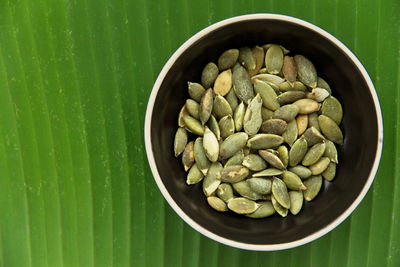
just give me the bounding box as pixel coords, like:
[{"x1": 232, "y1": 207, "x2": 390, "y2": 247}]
[{"x1": 201, "y1": 62, "x2": 219, "y2": 89}]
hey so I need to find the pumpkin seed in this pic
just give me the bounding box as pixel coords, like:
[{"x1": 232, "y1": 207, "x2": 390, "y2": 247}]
[
  {"x1": 202, "y1": 162, "x2": 223, "y2": 196},
  {"x1": 232, "y1": 64, "x2": 255, "y2": 103},
  {"x1": 308, "y1": 112, "x2": 320, "y2": 131},
  {"x1": 219, "y1": 132, "x2": 248, "y2": 160},
  {"x1": 186, "y1": 99, "x2": 200, "y2": 119},
  {"x1": 317, "y1": 77, "x2": 332, "y2": 94},
  {"x1": 294, "y1": 55, "x2": 317, "y2": 88},
  {"x1": 254, "y1": 79, "x2": 280, "y2": 111},
  {"x1": 282, "y1": 171, "x2": 306, "y2": 190},
  {"x1": 282, "y1": 56, "x2": 297, "y2": 86},
  {"x1": 247, "y1": 134, "x2": 284, "y2": 149},
  {"x1": 200, "y1": 88, "x2": 214, "y2": 125},
  {"x1": 282, "y1": 119, "x2": 298, "y2": 147},
  {"x1": 201, "y1": 62, "x2": 219, "y2": 89},
  {"x1": 214, "y1": 69, "x2": 233, "y2": 96},
  {"x1": 309, "y1": 157, "x2": 330, "y2": 175},
  {"x1": 280, "y1": 81, "x2": 307, "y2": 91},
  {"x1": 249, "y1": 46, "x2": 265, "y2": 76},
  {"x1": 321, "y1": 96, "x2": 343, "y2": 125},
  {"x1": 194, "y1": 137, "x2": 211, "y2": 175},
  {"x1": 182, "y1": 115, "x2": 205, "y2": 136},
  {"x1": 262, "y1": 43, "x2": 290, "y2": 54},
  {"x1": 188, "y1": 82, "x2": 206, "y2": 103},
  {"x1": 226, "y1": 87, "x2": 239, "y2": 111},
  {"x1": 219, "y1": 165, "x2": 249, "y2": 183},
  {"x1": 303, "y1": 126, "x2": 325, "y2": 146},
  {"x1": 218, "y1": 49, "x2": 239, "y2": 71},
  {"x1": 246, "y1": 201, "x2": 275, "y2": 218},
  {"x1": 296, "y1": 114, "x2": 308, "y2": 135},
  {"x1": 261, "y1": 119, "x2": 287, "y2": 135},
  {"x1": 225, "y1": 149, "x2": 244, "y2": 167},
  {"x1": 187, "y1": 163, "x2": 204, "y2": 185},
  {"x1": 213, "y1": 94, "x2": 233, "y2": 119},
  {"x1": 242, "y1": 154, "x2": 268, "y2": 171},
  {"x1": 307, "y1": 88, "x2": 330, "y2": 102},
  {"x1": 178, "y1": 105, "x2": 189, "y2": 127},
  {"x1": 303, "y1": 175, "x2": 323, "y2": 201},
  {"x1": 243, "y1": 94, "x2": 263, "y2": 135},
  {"x1": 217, "y1": 183, "x2": 234, "y2": 202},
  {"x1": 324, "y1": 140, "x2": 338, "y2": 163},
  {"x1": 322, "y1": 162, "x2": 336, "y2": 181},
  {"x1": 234, "y1": 102, "x2": 246, "y2": 131},
  {"x1": 277, "y1": 145, "x2": 289, "y2": 168},
  {"x1": 272, "y1": 177, "x2": 290, "y2": 209},
  {"x1": 289, "y1": 191, "x2": 303, "y2": 215},
  {"x1": 253, "y1": 168, "x2": 284, "y2": 177},
  {"x1": 288, "y1": 165, "x2": 312, "y2": 179},
  {"x1": 239, "y1": 47, "x2": 256, "y2": 70},
  {"x1": 208, "y1": 115, "x2": 221, "y2": 141},
  {"x1": 318, "y1": 115, "x2": 344, "y2": 145},
  {"x1": 262, "y1": 107, "x2": 274, "y2": 121},
  {"x1": 247, "y1": 178, "x2": 272, "y2": 194},
  {"x1": 203, "y1": 126, "x2": 219, "y2": 162},
  {"x1": 207, "y1": 196, "x2": 228, "y2": 212},
  {"x1": 271, "y1": 195, "x2": 288, "y2": 217},
  {"x1": 182, "y1": 141, "x2": 195, "y2": 171},
  {"x1": 265, "y1": 44, "x2": 284, "y2": 74},
  {"x1": 232, "y1": 180, "x2": 265, "y2": 200},
  {"x1": 219, "y1": 115, "x2": 235, "y2": 139},
  {"x1": 272, "y1": 104, "x2": 300, "y2": 122},
  {"x1": 302, "y1": 142, "x2": 326, "y2": 166},
  {"x1": 251, "y1": 73, "x2": 285, "y2": 87},
  {"x1": 277, "y1": 91, "x2": 306, "y2": 105},
  {"x1": 289, "y1": 136, "x2": 308, "y2": 166},
  {"x1": 259, "y1": 150, "x2": 286, "y2": 170},
  {"x1": 293, "y1": 99, "x2": 321, "y2": 114},
  {"x1": 174, "y1": 127, "x2": 188, "y2": 157},
  {"x1": 228, "y1": 197, "x2": 258, "y2": 214}
]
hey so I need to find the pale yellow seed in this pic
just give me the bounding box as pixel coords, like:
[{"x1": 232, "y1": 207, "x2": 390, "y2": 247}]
[
  {"x1": 296, "y1": 114, "x2": 308, "y2": 135},
  {"x1": 214, "y1": 69, "x2": 232, "y2": 96}
]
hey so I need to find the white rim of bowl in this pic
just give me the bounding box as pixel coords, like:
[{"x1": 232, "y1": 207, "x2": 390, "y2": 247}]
[{"x1": 144, "y1": 13, "x2": 384, "y2": 251}]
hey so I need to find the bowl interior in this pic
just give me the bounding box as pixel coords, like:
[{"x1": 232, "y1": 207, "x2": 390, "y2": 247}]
[{"x1": 149, "y1": 18, "x2": 379, "y2": 245}]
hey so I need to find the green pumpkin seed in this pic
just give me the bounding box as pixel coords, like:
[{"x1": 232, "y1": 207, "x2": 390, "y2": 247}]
[
  {"x1": 214, "y1": 69, "x2": 232, "y2": 96},
  {"x1": 186, "y1": 99, "x2": 200, "y2": 119},
  {"x1": 318, "y1": 115, "x2": 344, "y2": 145},
  {"x1": 321, "y1": 96, "x2": 343, "y2": 125},
  {"x1": 282, "y1": 171, "x2": 306, "y2": 190},
  {"x1": 282, "y1": 119, "x2": 298, "y2": 147},
  {"x1": 208, "y1": 115, "x2": 221, "y2": 141},
  {"x1": 182, "y1": 141, "x2": 195, "y2": 171},
  {"x1": 225, "y1": 87, "x2": 239, "y2": 111},
  {"x1": 317, "y1": 77, "x2": 332, "y2": 94},
  {"x1": 259, "y1": 150, "x2": 286, "y2": 170},
  {"x1": 293, "y1": 99, "x2": 320, "y2": 114},
  {"x1": 174, "y1": 127, "x2": 188, "y2": 157},
  {"x1": 182, "y1": 115, "x2": 205, "y2": 136},
  {"x1": 303, "y1": 126, "x2": 325, "y2": 146},
  {"x1": 265, "y1": 44, "x2": 284, "y2": 74},
  {"x1": 302, "y1": 142, "x2": 326, "y2": 166},
  {"x1": 289, "y1": 136, "x2": 308, "y2": 166},
  {"x1": 232, "y1": 64, "x2": 254, "y2": 103},
  {"x1": 201, "y1": 62, "x2": 219, "y2": 88},
  {"x1": 309, "y1": 157, "x2": 330, "y2": 175},
  {"x1": 273, "y1": 104, "x2": 300, "y2": 122},
  {"x1": 247, "y1": 178, "x2": 272, "y2": 194},
  {"x1": 188, "y1": 82, "x2": 206, "y2": 103},
  {"x1": 288, "y1": 165, "x2": 312, "y2": 179},
  {"x1": 253, "y1": 168, "x2": 284, "y2": 177},
  {"x1": 322, "y1": 162, "x2": 336, "y2": 181},
  {"x1": 303, "y1": 175, "x2": 323, "y2": 201},
  {"x1": 202, "y1": 162, "x2": 223, "y2": 196},
  {"x1": 243, "y1": 94, "x2": 263, "y2": 135},
  {"x1": 266, "y1": 81, "x2": 281, "y2": 94},
  {"x1": 247, "y1": 134, "x2": 284, "y2": 149},
  {"x1": 225, "y1": 149, "x2": 244, "y2": 167},
  {"x1": 217, "y1": 183, "x2": 234, "y2": 202},
  {"x1": 277, "y1": 91, "x2": 306, "y2": 105},
  {"x1": 261, "y1": 119, "x2": 287, "y2": 135},
  {"x1": 249, "y1": 46, "x2": 265, "y2": 76},
  {"x1": 213, "y1": 94, "x2": 233, "y2": 119},
  {"x1": 307, "y1": 88, "x2": 330, "y2": 102},
  {"x1": 282, "y1": 56, "x2": 297, "y2": 86},
  {"x1": 194, "y1": 137, "x2": 211, "y2": 175},
  {"x1": 207, "y1": 196, "x2": 228, "y2": 212},
  {"x1": 279, "y1": 81, "x2": 307, "y2": 91},
  {"x1": 228, "y1": 197, "x2": 258, "y2": 214},
  {"x1": 178, "y1": 105, "x2": 189, "y2": 127},
  {"x1": 219, "y1": 165, "x2": 249, "y2": 183},
  {"x1": 277, "y1": 145, "x2": 289, "y2": 168},
  {"x1": 219, "y1": 115, "x2": 235, "y2": 139},
  {"x1": 219, "y1": 132, "x2": 248, "y2": 160},
  {"x1": 324, "y1": 140, "x2": 338, "y2": 163},
  {"x1": 271, "y1": 195, "x2": 288, "y2": 217},
  {"x1": 242, "y1": 154, "x2": 267, "y2": 171},
  {"x1": 262, "y1": 107, "x2": 274, "y2": 121},
  {"x1": 308, "y1": 112, "x2": 320, "y2": 131},
  {"x1": 232, "y1": 180, "x2": 265, "y2": 200},
  {"x1": 272, "y1": 177, "x2": 290, "y2": 209},
  {"x1": 253, "y1": 79, "x2": 280, "y2": 111},
  {"x1": 203, "y1": 126, "x2": 219, "y2": 162},
  {"x1": 289, "y1": 191, "x2": 303, "y2": 215},
  {"x1": 251, "y1": 73, "x2": 285, "y2": 88},
  {"x1": 234, "y1": 102, "x2": 246, "y2": 131},
  {"x1": 263, "y1": 43, "x2": 290, "y2": 54},
  {"x1": 218, "y1": 49, "x2": 239, "y2": 71},
  {"x1": 239, "y1": 47, "x2": 256, "y2": 70},
  {"x1": 246, "y1": 201, "x2": 275, "y2": 218},
  {"x1": 294, "y1": 55, "x2": 317, "y2": 88},
  {"x1": 200, "y1": 88, "x2": 214, "y2": 125},
  {"x1": 296, "y1": 114, "x2": 308, "y2": 135},
  {"x1": 187, "y1": 163, "x2": 204, "y2": 185}
]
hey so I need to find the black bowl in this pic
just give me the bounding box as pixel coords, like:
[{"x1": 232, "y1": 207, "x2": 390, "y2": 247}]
[{"x1": 144, "y1": 14, "x2": 383, "y2": 250}]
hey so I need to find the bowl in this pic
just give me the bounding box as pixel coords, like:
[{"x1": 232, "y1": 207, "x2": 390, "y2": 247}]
[{"x1": 144, "y1": 14, "x2": 383, "y2": 250}]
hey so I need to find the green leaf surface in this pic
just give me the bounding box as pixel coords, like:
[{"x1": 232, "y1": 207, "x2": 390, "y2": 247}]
[{"x1": 0, "y1": 0, "x2": 399, "y2": 266}]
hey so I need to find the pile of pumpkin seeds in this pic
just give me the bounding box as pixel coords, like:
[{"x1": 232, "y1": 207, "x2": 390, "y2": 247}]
[{"x1": 174, "y1": 44, "x2": 343, "y2": 218}]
